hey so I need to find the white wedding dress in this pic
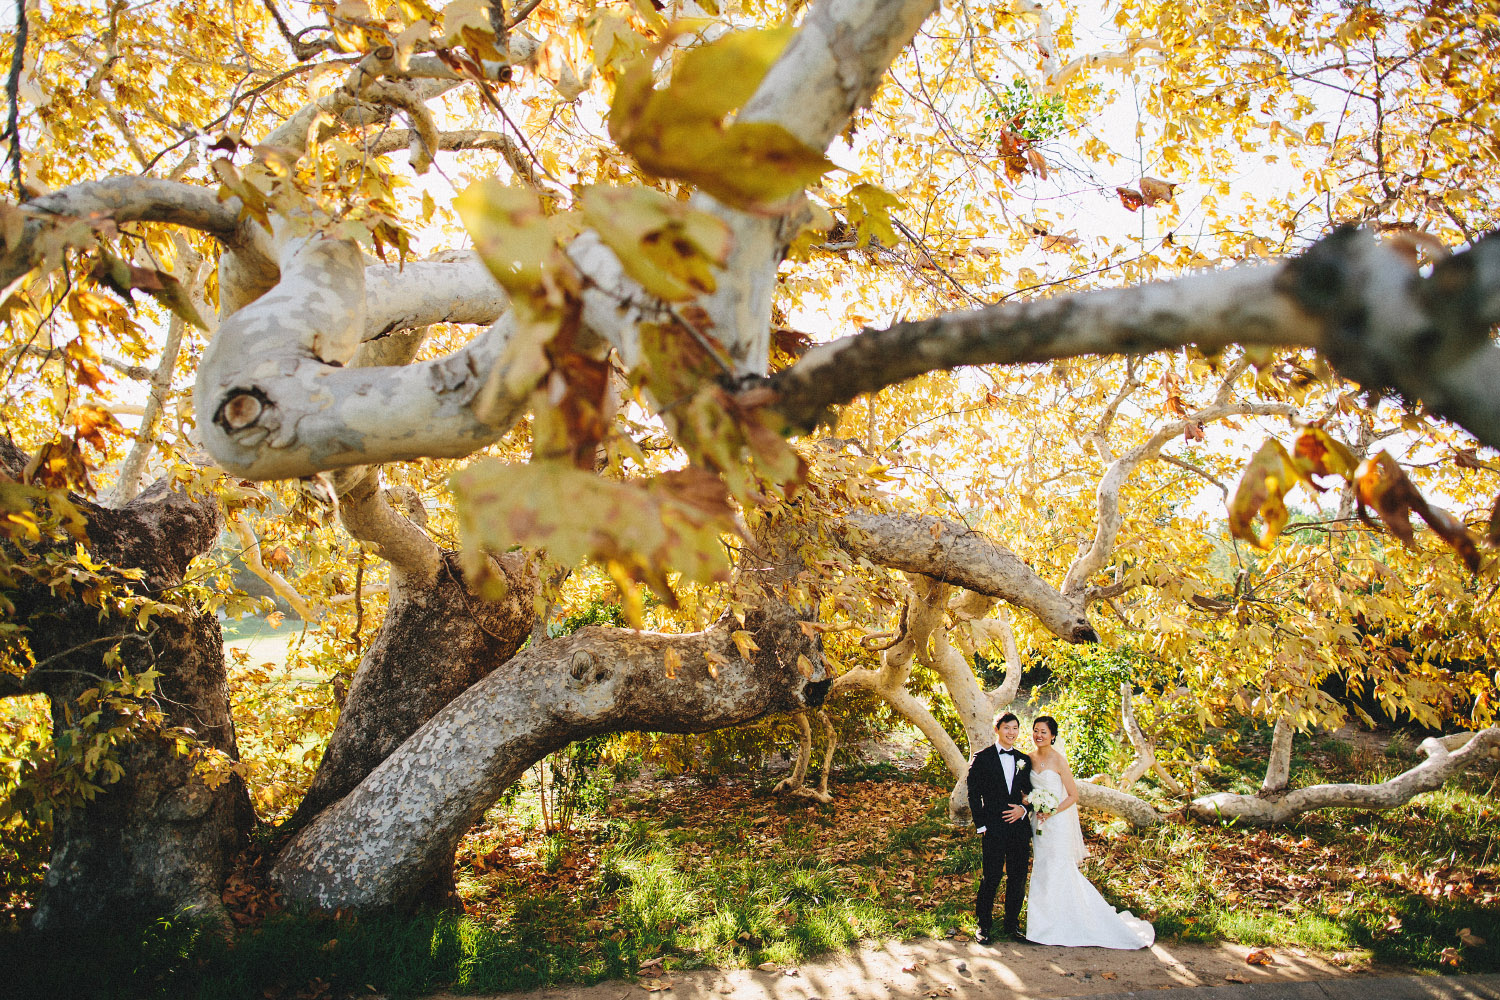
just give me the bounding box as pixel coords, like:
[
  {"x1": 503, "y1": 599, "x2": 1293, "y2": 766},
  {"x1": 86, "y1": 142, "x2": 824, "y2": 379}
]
[{"x1": 1024, "y1": 769, "x2": 1155, "y2": 949}]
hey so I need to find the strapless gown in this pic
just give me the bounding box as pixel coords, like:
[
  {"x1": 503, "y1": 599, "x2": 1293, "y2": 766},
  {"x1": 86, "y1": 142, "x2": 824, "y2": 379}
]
[{"x1": 1024, "y1": 769, "x2": 1154, "y2": 949}]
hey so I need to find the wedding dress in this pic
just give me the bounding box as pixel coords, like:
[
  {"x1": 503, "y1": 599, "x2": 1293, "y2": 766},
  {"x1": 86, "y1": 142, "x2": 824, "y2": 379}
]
[{"x1": 1023, "y1": 769, "x2": 1155, "y2": 948}]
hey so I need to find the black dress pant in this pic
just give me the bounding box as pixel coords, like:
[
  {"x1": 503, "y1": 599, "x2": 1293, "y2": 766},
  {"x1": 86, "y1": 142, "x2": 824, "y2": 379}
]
[{"x1": 976, "y1": 826, "x2": 1030, "y2": 933}]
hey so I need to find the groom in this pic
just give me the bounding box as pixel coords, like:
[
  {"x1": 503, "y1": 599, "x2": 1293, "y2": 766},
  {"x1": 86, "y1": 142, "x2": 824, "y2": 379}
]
[{"x1": 967, "y1": 712, "x2": 1033, "y2": 944}]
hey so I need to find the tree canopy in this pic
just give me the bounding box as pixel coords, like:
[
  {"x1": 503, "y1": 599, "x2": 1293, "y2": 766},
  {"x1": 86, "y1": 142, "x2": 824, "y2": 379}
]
[{"x1": 1, "y1": 0, "x2": 1498, "y2": 929}]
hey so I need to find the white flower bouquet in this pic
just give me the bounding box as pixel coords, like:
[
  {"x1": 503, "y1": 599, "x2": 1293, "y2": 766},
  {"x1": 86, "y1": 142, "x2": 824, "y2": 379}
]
[{"x1": 1029, "y1": 786, "x2": 1061, "y2": 835}]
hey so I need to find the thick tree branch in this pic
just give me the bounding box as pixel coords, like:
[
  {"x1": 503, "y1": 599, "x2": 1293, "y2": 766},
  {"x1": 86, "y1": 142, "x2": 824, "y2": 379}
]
[
  {"x1": 332, "y1": 470, "x2": 441, "y2": 588},
  {"x1": 765, "y1": 230, "x2": 1500, "y2": 452},
  {"x1": 195, "y1": 236, "x2": 531, "y2": 479},
  {"x1": 693, "y1": 0, "x2": 942, "y2": 372},
  {"x1": 1261, "y1": 715, "x2": 1295, "y2": 794},
  {"x1": 272, "y1": 614, "x2": 827, "y2": 909},
  {"x1": 1190, "y1": 726, "x2": 1500, "y2": 825},
  {"x1": 0, "y1": 178, "x2": 265, "y2": 291},
  {"x1": 840, "y1": 511, "x2": 1096, "y2": 642},
  {"x1": 362, "y1": 256, "x2": 507, "y2": 342}
]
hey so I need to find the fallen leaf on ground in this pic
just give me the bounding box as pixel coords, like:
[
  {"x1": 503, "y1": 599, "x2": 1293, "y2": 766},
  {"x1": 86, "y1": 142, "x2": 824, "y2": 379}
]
[
  {"x1": 1226, "y1": 973, "x2": 1249, "y2": 983},
  {"x1": 756, "y1": 963, "x2": 778, "y2": 973},
  {"x1": 1101, "y1": 971, "x2": 1118, "y2": 980},
  {"x1": 1458, "y1": 927, "x2": 1486, "y2": 946},
  {"x1": 1245, "y1": 948, "x2": 1274, "y2": 965}
]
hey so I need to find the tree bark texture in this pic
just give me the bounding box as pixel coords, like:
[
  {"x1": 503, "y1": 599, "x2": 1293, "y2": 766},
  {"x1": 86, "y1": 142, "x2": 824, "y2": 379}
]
[
  {"x1": 3, "y1": 457, "x2": 252, "y2": 931},
  {"x1": 1190, "y1": 727, "x2": 1500, "y2": 825},
  {"x1": 272, "y1": 609, "x2": 827, "y2": 911},
  {"x1": 286, "y1": 551, "x2": 537, "y2": 829}
]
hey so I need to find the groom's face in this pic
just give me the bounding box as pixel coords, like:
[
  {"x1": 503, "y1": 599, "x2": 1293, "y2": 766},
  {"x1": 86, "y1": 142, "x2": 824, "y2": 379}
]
[{"x1": 996, "y1": 719, "x2": 1020, "y2": 747}]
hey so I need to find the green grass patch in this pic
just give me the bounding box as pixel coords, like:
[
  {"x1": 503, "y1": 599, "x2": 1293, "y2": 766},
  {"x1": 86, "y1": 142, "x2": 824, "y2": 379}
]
[{"x1": 4, "y1": 731, "x2": 1495, "y2": 997}]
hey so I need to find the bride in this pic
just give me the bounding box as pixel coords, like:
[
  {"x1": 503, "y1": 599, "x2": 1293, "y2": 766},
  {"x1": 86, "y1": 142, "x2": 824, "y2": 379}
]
[{"x1": 1024, "y1": 716, "x2": 1155, "y2": 949}]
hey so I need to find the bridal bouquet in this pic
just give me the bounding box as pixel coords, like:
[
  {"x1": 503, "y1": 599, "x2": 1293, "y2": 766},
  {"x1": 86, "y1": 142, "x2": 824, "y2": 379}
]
[{"x1": 1029, "y1": 786, "x2": 1061, "y2": 835}]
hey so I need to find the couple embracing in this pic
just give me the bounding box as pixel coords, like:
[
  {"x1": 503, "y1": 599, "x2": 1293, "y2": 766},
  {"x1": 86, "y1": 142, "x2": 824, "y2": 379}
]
[{"x1": 967, "y1": 712, "x2": 1155, "y2": 949}]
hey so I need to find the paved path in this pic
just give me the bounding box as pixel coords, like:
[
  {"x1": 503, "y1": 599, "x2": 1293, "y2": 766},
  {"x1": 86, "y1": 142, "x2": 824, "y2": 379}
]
[
  {"x1": 434, "y1": 938, "x2": 1497, "y2": 1000},
  {"x1": 1052, "y1": 974, "x2": 1500, "y2": 999}
]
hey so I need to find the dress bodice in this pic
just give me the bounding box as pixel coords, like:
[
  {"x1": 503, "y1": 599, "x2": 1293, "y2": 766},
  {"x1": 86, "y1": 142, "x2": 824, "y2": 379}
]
[{"x1": 1032, "y1": 768, "x2": 1065, "y2": 796}]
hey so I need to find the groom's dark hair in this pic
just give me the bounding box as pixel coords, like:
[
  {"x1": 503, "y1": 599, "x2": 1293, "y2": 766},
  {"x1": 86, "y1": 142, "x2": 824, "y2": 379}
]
[{"x1": 995, "y1": 712, "x2": 1020, "y2": 728}]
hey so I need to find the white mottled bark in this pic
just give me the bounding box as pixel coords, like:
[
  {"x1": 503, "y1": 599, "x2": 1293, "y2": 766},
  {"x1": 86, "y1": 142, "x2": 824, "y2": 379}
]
[
  {"x1": 0, "y1": 177, "x2": 263, "y2": 291},
  {"x1": 273, "y1": 616, "x2": 826, "y2": 909},
  {"x1": 1076, "y1": 781, "x2": 1165, "y2": 827},
  {"x1": 363, "y1": 257, "x2": 508, "y2": 342},
  {"x1": 1261, "y1": 716, "x2": 1295, "y2": 794},
  {"x1": 693, "y1": 0, "x2": 942, "y2": 371},
  {"x1": 195, "y1": 235, "x2": 535, "y2": 479},
  {"x1": 1190, "y1": 727, "x2": 1500, "y2": 825},
  {"x1": 765, "y1": 231, "x2": 1500, "y2": 453},
  {"x1": 842, "y1": 511, "x2": 1096, "y2": 641}
]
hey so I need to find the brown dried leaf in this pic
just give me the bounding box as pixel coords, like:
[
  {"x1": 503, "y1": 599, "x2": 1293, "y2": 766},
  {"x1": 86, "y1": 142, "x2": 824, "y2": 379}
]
[
  {"x1": 1228, "y1": 439, "x2": 1298, "y2": 547},
  {"x1": 1139, "y1": 176, "x2": 1177, "y2": 206}
]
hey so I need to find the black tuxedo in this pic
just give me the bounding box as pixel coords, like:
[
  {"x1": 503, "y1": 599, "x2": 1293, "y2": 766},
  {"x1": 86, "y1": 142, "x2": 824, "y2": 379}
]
[{"x1": 967, "y1": 744, "x2": 1033, "y2": 935}]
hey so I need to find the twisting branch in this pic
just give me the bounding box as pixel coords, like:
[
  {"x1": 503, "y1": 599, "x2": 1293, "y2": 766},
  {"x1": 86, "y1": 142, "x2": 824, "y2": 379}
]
[
  {"x1": 3, "y1": 0, "x2": 26, "y2": 197},
  {"x1": 1191, "y1": 727, "x2": 1500, "y2": 825},
  {"x1": 772, "y1": 711, "x2": 835, "y2": 802},
  {"x1": 0, "y1": 177, "x2": 265, "y2": 291},
  {"x1": 1060, "y1": 398, "x2": 1296, "y2": 595},
  {"x1": 839, "y1": 511, "x2": 1096, "y2": 642},
  {"x1": 765, "y1": 229, "x2": 1500, "y2": 454},
  {"x1": 259, "y1": 0, "x2": 340, "y2": 60},
  {"x1": 229, "y1": 513, "x2": 317, "y2": 623}
]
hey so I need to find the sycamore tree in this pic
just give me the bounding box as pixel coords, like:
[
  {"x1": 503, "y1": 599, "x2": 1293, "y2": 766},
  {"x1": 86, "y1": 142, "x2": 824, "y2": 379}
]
[{"x1": 1, "y1": 0, "x2": 1499, "y2": 931}]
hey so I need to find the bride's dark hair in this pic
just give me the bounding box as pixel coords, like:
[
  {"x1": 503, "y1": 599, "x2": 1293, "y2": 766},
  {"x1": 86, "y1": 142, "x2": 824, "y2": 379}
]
[{"x1": 1034, "y1": 715, "x2": 1059, "y2": 738}]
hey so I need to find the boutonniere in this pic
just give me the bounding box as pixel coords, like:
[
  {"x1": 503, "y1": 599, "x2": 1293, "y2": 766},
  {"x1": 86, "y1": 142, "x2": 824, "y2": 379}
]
[{"x1": 1018, "y1": 760, "x2": 1030, "y2": 770}]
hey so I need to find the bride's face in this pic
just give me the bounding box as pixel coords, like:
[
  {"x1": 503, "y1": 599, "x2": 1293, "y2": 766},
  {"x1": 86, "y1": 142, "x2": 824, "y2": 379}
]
[{"x1": 1033, "y1": 722, "x2": 1052, "y2": 749}]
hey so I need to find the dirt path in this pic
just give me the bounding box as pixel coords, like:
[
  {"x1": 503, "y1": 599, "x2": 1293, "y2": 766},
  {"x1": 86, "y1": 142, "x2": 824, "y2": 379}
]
[{"x1": 430, "y1": 936, "x2": 1389, "y2": 1000}]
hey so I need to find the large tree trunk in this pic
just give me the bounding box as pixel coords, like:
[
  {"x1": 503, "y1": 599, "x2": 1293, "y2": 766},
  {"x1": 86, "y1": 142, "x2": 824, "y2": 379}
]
[
  {"x1": 287, "y1": 550, "x2": 537, "y2": 828},
  {"x1": 271, "y1": 606, "x2": 828, "y2": 911},
  {"x1": 2, "y1": 445, "x2": 252, "y2": 931}
]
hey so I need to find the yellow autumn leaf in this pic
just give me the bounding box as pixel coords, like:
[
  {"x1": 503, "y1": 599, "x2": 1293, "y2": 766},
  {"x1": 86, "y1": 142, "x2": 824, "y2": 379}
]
[
  {"x1": 452, "y1": 460, "x2": 737, "y2": 606},
  {"x1": 608, "y1": 27, "x2": 831, "y2": 209},
  {"x1": 1228, "y1": 439, "x2": 1298, "y2": 547},
  {"x1": 731, "y1": 629, "x2": 759, "y2": 659},
  {"x1": 580, "y1": 185, "x2": 731, "y2": 301}
]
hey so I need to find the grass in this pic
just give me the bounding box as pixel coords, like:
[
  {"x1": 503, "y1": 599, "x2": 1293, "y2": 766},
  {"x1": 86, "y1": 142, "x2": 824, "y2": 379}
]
[{"x1": 1, "y1": 729, "x2": 1495, "y2": 998}]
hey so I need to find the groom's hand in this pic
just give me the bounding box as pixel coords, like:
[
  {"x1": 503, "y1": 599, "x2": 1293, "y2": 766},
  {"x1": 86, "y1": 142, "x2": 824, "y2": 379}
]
[{"x1": 1002, "y1": 804, "x2": 1027, "y2": 823}]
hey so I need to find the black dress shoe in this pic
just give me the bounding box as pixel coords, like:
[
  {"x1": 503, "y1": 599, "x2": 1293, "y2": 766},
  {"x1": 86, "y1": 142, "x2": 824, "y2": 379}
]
[
  {"x1": 975, "y1": 930, "x2": 993, "y2": 945},
  {"x1": 1007, "y1": 929, "x2": 1029, "y2": 943}
]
